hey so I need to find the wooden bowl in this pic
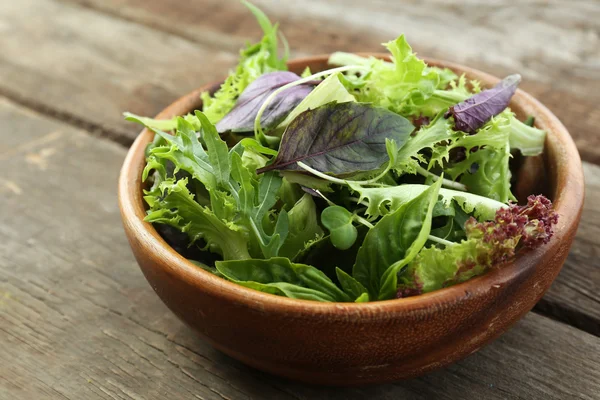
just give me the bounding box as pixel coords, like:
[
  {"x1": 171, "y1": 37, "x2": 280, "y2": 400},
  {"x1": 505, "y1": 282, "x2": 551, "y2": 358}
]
[{"x1": 118, "y1": 55, "x2": 584, "y2": 385}]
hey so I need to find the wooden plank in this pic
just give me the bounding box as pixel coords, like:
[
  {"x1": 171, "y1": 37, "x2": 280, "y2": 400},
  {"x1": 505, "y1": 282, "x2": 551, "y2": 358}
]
[
  {"x1": 0, "y1": 0, "x2": 237, "y2": 144},
  {"x1": 1, "y1": 98, "x2": 600, "y2": 399},
  {"x1": 56, "y1": 0, "x2": 600, "y2": 164},
  {"x1": 536, "y1": 162, "x2": 600, "y2": 334}
]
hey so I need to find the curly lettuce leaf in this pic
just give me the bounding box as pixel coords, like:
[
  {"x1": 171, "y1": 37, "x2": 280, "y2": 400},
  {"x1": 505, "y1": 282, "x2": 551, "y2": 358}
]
[
  {"x1": 201, "y1": 1, "x2": 288, "y2": 124},
  {"x1": 349, "y1": 182, "x2": 505, "y2": 221},
  {"x1": 328, "y1": 35, "x2": 456, "y2": 118},
  {"x1": 144, "y1": 178, "x2": 251, "y2": 260}
]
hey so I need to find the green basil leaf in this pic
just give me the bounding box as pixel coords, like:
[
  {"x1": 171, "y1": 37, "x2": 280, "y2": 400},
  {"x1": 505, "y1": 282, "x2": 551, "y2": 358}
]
[
  {"x1": 353, "y1": 178, "x2": 442, "y2": 299},
  {"x1": 216, "y1": 257, "x2": 351, "y2": 302},
  {"x1": 378, "y1": 179, "x2": 443, "y2": 300},
  {"x1": 335, "y1": 267, "x2": 368, "y2": 300}
]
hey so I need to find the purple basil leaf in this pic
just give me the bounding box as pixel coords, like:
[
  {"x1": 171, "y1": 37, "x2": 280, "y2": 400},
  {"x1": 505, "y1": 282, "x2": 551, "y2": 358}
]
[
  {"x1": 216, "y1": 71, "x2": 315, "y2": 133},
  {"x1": 445, "y1": 74, "x2": 521, "y2": 133},
  {"x1": 257, "y1": 102, "x2": 414, "y2": 175}
]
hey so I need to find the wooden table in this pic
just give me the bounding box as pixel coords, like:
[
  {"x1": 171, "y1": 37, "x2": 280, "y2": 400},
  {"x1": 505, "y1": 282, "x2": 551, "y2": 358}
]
[{"x1": 1, "y1": 1, "x2": 599, "y2": 398}]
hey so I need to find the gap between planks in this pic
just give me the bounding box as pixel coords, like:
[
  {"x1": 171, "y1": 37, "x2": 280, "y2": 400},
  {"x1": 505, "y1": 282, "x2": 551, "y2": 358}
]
[{"x1": 0, "y1": 88, "x2": 133, "y2": 148}]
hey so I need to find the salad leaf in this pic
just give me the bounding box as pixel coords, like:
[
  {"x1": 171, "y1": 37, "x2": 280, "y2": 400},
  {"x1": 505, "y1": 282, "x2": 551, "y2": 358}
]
[
  {"x1": 447, "y1": 146, "x2": 514, "y2": 203},
  {"x1": 145, "y1": 178, "x2": 251, "y2": 260},
  {"x1": 278, "y1": 194, "x2": 323, "y2": 258},
  {"x1": 394, "y1": 114, "x2": 454, "y2": 174},
  {"x1": 445, "y1": 74, "x2": 521, "y2": 133},
  {"x1": 397, "y1": 194, "x2": 558, "y2": 296},
  {"x1": 231, "y1": 159, "x2": 290, "y2": 259},
  {"x1": 506, "y1": 112, "x2": 546, "y2": 156},
  {"x1": 353, "y1": 178, "x2": 442, "y2": 299},
  {"x1": 321, "y1": 206, "x2": 358, "y2": 250},
  {"x1": 277, "y1": 72, "x2": 356, "y2": 128},
  {"x1": 200, "y1": 1, "x2": 287, "y2": 124},
  {"x1": 349, "y1": 183, "x2": 505, "y2": 221},
  {"x1": 124, "y1": 112, "x2": 201, "y2": 132},
  {"x1": 258, "y1": 102, "x2": 414, "y2": 175},
  {"x1": 328, "y1": 36, "x2": 452, "y2": 117},
  {"x1": 280, "y1": 171, "x2": 333, "y2": 193},
  {"x1": 145, "y1": 118, "x2": 217, "y2": 190},
  {"x1": 196, "y1": 111, "x2": 231, "y2": 185},
  {"x1": 215, "y1": 257, "x2": 351, "y2": 302},
  {"x1": 215, "y1": 71, "x2": 315, "y2": 133},
  {"x1": 335, "y1": 267, "x2": 369, "y2": 301}
]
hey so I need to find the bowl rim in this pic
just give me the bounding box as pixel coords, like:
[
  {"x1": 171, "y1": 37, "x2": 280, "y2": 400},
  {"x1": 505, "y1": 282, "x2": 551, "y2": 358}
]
[{"x1": 118, "y1": 54, "x2": 584, "y2": 318}]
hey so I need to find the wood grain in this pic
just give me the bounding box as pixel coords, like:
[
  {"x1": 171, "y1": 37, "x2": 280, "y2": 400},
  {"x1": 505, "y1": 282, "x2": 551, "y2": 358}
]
[
  {"x1": 57, "y1": 0, "x2": 600, "y2": 163},
  {"x1": 536, "y1": 162, "x2": 600, "y2": 335},
  {"x1": 0, "y1": 0, "x2": 237, "y2": 143},
  {"x1": 1, "y1": 97, "x2": 599, "y2": 398}
]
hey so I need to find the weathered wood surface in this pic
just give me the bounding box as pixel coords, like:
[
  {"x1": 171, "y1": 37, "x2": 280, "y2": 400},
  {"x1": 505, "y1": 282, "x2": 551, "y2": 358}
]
[
  {"x1": 536, "y1": 162, "x2": 600, "y2": 335},
  {"x1": 1, "y1": 98, "x2": 600, "y2": 399},
  {"x1": 0, "y1": 0, "x2": 237, "y2": 144},
  {"x1": 47, "y1": 0, "x2": 600, "y2": 164}
]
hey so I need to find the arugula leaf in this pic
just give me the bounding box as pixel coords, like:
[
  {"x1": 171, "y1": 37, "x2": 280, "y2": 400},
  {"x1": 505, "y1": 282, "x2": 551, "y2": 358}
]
[
  {"x1": 258, "y1": 102, "x2": 414, "y2": 175},
  {"x1": 196, "y1": 111, "x2": 230, "y2": 185},
  {"x1": 277, "y1": 72, "x2": 356, "y2": 128},
  {"x1": 349, "y1": 182, "x2": 505, "y2": 221},
  {"x1": 353, "y1": 178, "x2": 442, "y2": 299},
  {"x1": 215, "y1": 257, "x2": 351, "y2": 302},
  {"x1": 145, "y1": 178, "x2": 251, "y2": 260},
  {"x1": 230, "y1": 156, "x2": 289, "y2": 259},
  {"x1": 200, "y1": 1, "x2": 287, "y2": 124},
  {"x1": 445, "y1": 74, "x2": 521, "y2": 133},
  {"x1": 321, "y1": 206, "x2": 358, "y2": 250},
  {"x1": 216, "y1": 71, "x2": 315, "y2": 133}
]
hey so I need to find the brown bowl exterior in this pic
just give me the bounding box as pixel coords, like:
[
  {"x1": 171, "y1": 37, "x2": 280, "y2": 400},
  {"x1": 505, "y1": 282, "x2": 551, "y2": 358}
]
[{"x1": 118, "y1": 55, "x2": 584, "y2": 385}]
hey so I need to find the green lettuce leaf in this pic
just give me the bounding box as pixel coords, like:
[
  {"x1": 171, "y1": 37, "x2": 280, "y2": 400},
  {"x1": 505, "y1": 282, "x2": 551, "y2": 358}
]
[
  {"x1": 328, "y1": 35, "x2": 456, "y2": 118},
  {"x1": 215, "y1": 257, "x2": 351, "y2": 302},
  {"x1": 397, "y1": 239, "x2": 488, "y2": 296},
  {"x1": 200, "y1": 1, "x2": 288, "y2": 124},
  {"x1": 144, "y1": 178, "x2": 251, "y2": 260},
  {"x1": 349, "y1": 182, "x2": 505, "y2": 221},
  {"x1": 277, "y1": 72, "x2": 355, "y2": 128}
]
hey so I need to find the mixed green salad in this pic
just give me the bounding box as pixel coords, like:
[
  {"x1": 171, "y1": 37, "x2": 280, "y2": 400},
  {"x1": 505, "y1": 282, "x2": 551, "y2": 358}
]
[{"x1": 125, "y1": 2, "x2": 558, "y2": 302}]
